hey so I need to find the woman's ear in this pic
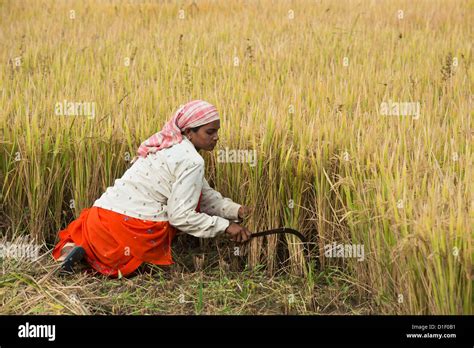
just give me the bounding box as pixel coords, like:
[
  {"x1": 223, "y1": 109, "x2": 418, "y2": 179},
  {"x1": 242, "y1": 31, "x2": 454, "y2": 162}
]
[{"x1": 183, "y1": 128, "x2": 191, "y2": 140}]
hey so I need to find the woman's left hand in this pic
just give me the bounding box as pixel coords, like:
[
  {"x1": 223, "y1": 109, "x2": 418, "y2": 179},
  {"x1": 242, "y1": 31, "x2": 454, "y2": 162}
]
[{"x1": 238, "y1": 206, "x2": 253, "y2": 219}]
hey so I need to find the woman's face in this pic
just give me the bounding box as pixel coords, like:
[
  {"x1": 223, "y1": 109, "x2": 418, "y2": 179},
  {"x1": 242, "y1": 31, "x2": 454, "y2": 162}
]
[{"x1": 185, "y1": 119, "x2": 220, "y2": 152}]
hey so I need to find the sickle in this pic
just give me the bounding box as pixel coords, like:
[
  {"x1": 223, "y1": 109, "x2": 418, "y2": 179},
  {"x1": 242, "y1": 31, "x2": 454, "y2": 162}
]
[
  {"x1": 248, "y1": 227, "x2": 315, "y2": 263},
  {"x1": 250, "y1": 227, "x2": 307, "y2": 243}
]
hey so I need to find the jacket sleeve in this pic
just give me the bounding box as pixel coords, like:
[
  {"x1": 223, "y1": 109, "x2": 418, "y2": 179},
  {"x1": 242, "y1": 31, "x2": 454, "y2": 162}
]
[
  {"x1": 200, "y1": 178, "x2": 241, "y2": 220},
  {"x1": 167, "y1": 159, "x2": 230, "y2": 238}
]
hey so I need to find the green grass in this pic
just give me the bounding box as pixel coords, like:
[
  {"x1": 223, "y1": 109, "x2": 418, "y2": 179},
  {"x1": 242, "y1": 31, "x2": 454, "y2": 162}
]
[{"x1": 0, "y1": 252, "x2": 371, "y2": 315}]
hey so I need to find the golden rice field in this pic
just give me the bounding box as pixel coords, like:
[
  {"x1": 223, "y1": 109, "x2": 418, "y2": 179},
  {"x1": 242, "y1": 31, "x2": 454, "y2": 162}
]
[{"x1": 1, "y1": 0, "x2": 472, "y2": 315}]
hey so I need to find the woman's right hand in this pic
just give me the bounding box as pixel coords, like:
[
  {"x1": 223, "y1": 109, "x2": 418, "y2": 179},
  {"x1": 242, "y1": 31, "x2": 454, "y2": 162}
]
[{"x1": 225, "y1": 223, "x2": 252, "y2": 243}]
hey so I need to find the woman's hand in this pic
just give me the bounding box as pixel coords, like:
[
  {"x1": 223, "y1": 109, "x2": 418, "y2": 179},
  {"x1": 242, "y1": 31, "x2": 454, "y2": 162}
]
[
  {"x1": 238, "y1": 206, "x2": 253, "y2": 219},
  {"x1": 225, "y1": 223, "x2": 252, "y2": 243}
]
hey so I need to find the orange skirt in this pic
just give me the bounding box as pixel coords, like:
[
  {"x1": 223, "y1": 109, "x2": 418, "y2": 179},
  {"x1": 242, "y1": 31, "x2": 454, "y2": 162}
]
[{"x1": 52, "y1": 206, "x2": 178, "y2": 277}]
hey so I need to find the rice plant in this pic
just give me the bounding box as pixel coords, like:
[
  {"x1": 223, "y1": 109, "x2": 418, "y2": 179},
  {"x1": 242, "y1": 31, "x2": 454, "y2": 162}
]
[{"x1": 0, "y1": 0, "x2": 471, "y2": 314}]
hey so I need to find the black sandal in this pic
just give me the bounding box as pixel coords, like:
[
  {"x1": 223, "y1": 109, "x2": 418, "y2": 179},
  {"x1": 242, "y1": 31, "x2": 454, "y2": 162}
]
[{"x1": 60, "y1": 246, "x2": 85, "y2": 273}]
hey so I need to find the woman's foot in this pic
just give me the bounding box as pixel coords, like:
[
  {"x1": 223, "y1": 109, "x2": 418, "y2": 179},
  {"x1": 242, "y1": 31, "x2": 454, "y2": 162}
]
[
  {"x1": 57, "y1": 242, "x2": 76, "y2": 262},
  {"x1": 58, "y1": 243, "x2": 86, "y2": 273}
]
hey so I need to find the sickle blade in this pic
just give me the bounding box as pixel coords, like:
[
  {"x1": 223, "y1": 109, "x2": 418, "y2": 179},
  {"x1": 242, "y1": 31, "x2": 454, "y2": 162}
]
[{"x1": 249, "y1": 228, "x2": 313, "y2": 262}]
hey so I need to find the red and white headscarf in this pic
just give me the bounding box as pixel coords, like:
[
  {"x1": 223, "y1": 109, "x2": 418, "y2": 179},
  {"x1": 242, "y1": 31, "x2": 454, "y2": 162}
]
[{"x1": 131, "y1": 100, "x2": 220, "y2": 163}]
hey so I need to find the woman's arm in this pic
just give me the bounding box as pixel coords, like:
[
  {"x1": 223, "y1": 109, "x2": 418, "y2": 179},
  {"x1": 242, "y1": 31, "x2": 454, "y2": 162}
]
[
  {"x1": 199, "y1": 178, "x2": 242, "y2": 221},
  {"x1": 167, "y1": 159, "x2": 231, "y2": 238}
]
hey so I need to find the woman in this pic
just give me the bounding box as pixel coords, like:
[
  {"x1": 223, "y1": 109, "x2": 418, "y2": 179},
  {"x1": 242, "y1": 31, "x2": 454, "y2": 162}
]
[{"x1": 52, "y1": 100, "x2": 252, "y2": 277}]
